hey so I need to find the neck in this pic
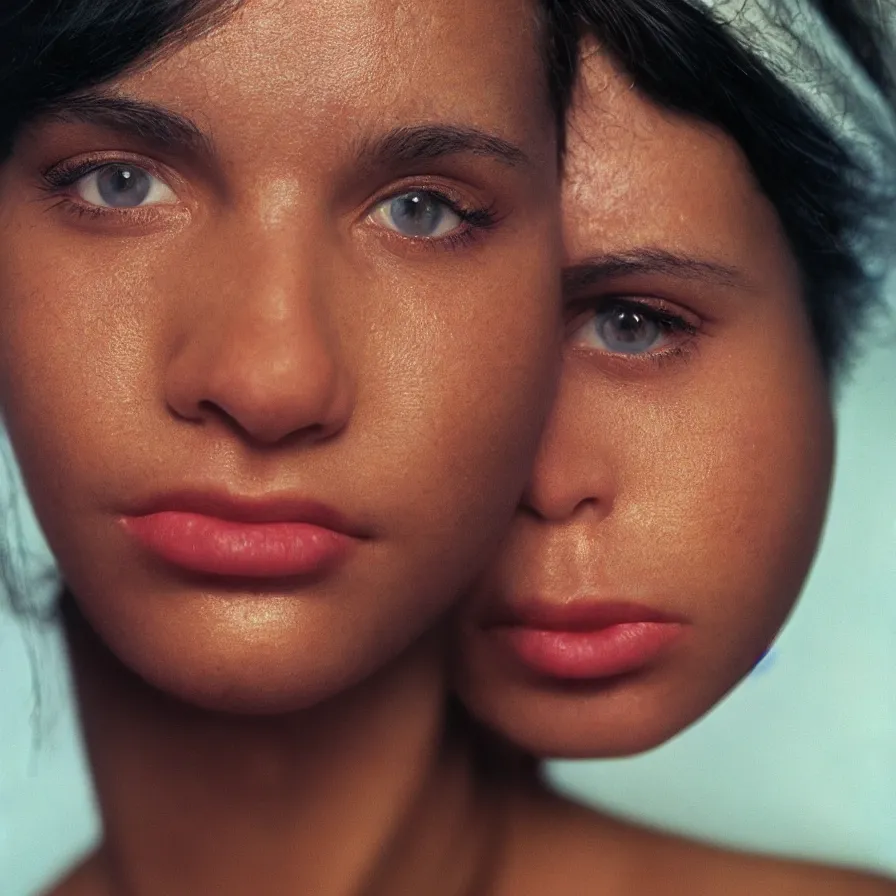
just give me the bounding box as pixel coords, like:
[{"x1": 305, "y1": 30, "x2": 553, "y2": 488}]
[{"x1": 63, "y1": 598, "x2": 506, "y2": 896}]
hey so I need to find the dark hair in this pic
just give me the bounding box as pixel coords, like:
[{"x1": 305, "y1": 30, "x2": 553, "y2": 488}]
[
  {"x1": 0, "y1": 1, "x2": 225, "y2": 157},
  {"x1": 539, "y1": 0, "x2": 582, "y2": 152},
  {"x1": 569, "y1": 0, "x2": 896, "y2": 377}
]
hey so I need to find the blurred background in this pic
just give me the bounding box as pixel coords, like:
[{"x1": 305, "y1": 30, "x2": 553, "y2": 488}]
[{"x1": 1, "y1": 300, "x2": 894, "y2": 896}]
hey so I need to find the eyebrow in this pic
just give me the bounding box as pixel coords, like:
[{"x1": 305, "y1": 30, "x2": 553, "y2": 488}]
[
  {"x1": 37, "y1": 95, "x2": 530, "y2": 171},
  {"x1": 563, "y1": 248, "x2": 754, "y2": 294},
  {"x1": 41, "y1": 94, "x2": 215, "y2": 158},
  {"x1": 355, "y1": 124, "x2": 531, "y2": 170}
]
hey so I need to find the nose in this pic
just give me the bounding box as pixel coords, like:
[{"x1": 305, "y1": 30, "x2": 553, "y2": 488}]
[
  {"x1": 165, "y1": 227, "x2": 354, "y2": 447},
  {"x1": 520, "y1": 373, "x2": 616, "y2": 522}
]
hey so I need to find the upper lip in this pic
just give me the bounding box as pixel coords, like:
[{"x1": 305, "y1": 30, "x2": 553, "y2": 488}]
[
  {"x1": 124, "y1": 489, "x2": 370, "y2": 537},
  {"x1": 486, "y1": 598, "x2": 685, "y2": 631}
]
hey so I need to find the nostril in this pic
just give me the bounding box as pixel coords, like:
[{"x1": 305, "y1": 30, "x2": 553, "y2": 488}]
[
  {"x1": 163, "y1": 304, "x2": 355, "y2": 447},
  {"x1": 195, "y1": 399, "x2": 219, "y2": 420},
  {"x1": 193, "y1": 398, "x2": 333, "y2": 447}
]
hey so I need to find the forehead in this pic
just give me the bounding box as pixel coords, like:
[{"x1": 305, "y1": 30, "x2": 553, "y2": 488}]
[
  {"x1": 118, "y1": 0, "x2": 549, "y2": 151},
  {"x1": 562, "y1": 43, "x2": 783, "y2": 266}
]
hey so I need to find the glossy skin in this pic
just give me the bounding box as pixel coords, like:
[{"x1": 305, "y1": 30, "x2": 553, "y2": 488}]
[
  {"x1": 0, "y1": 0, "x2": 563, "y2": 714},
  {"x1": 456, "y1": 41, "x2": 835, "y2": 758}
]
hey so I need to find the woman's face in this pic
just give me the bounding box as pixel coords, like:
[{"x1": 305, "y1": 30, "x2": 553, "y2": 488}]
[
  {"x1": 0, "y1": 0, "x2": 563, "y2": 713},
  {"x1": 455, "y1": 43, "x2": 835, "y2": 757}
]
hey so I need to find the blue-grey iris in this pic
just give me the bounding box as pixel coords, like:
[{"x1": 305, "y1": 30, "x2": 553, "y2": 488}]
[
  {"x1": 388, "y1": 191, "x2": 447, "y2": 237},
  {"x1": 597, "y1": 307, "x2": 660, "y2": 354},
  {"x1": 96, "y1": 166, "x2": 152, "y2": 208}
]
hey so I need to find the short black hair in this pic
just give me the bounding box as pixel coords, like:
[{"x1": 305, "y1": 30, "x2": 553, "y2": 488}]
[{"x1": 568, "y1": 0, "x2": 896, "y2": 376}]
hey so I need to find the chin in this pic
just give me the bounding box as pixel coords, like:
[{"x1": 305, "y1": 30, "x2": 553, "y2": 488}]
[
  {"x1": 135, "y1": 661, "x2": 357, "y2": 716},
  {"x1": 479, "y1": 709, "x2": 695, "y2": 760},
  {"x1": 461, "y1": 669, "x2": 748, "y2": 760},
  {"x1": 67, "y1": 590, "x2": 397, "y2": 717},
  {"x1": 107, "y1": 635, "x2": 377, "y2": 716}
]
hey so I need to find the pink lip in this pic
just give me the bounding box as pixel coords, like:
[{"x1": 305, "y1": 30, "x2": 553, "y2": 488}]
[
  {"x1": 120, "y1": 491, "x2": 364, "y2": 579},
  {"x1": 489, "y1": 600, "x2": 685, "y2": 681}
]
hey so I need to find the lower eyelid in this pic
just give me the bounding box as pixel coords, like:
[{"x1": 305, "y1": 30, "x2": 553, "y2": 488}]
[
  {"x1": 366, "y1": 193, "x2": 494, "y2": 249},
  {"x1": 567, "y1": 304, "x2": 699, "y2": 359},
  {"x1": 49, "y1": 196, "x2": 187, "y2": 229},
  {"x1": 368, "y1": 219, "x2": 483, "y2": 255}
]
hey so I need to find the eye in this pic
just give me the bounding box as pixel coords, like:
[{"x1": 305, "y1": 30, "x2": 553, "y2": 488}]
[
  {"x1": 369, "y1": 190, "x2": 464, "y2": 239},
  {"x1": 570, "y1": 302, "x2": 694, "y2": 356},
  {"x1": 73, "y1": 164, "x2": 176, "y2": 209}
]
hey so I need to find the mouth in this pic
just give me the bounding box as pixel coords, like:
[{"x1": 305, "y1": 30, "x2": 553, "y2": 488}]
[
  {"x1": 486, "y1": 599, "x2": 686, "y2": 681},
  {"x1": 120, "y1": 490, "x2": 367, "y2": 580}
]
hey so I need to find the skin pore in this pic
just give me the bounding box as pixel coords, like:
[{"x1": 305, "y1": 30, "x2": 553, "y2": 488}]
[
  {"x1": 452, "y1": 39, "x2": 896, "y2": 895},
  {"x1": 0, "y1": 0, "x2": 566, "y2": 893}
]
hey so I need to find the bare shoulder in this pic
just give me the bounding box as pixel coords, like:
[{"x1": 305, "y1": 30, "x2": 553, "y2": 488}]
[
  {"x1": 498, "y1": 787, "x2": 896, "y2": 896},
  {"x1": 696, "y1": 849, "x2": 896, "y2": 895}
]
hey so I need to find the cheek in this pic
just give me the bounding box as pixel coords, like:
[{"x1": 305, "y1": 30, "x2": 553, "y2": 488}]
[
  {"x1": 624, "y1": 344, "x2": 833, "y2": 657},
  {"x1": 0, "y1": 245, "x2": 152, "y2": 502},
  {"x1": 0, "y1": 226, "x2": 154, "y2": 386},
  {"x1": 361, "y1": 260, "x2": 561, "y2": 551}
]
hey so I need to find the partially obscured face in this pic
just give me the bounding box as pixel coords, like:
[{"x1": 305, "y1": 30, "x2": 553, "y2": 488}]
[
  {"x1": 0, "y1": 0, "x2": 564, "y2": 713},
  {"x1": 455, "y1": 41, "x2": 834, "y2": 757}
]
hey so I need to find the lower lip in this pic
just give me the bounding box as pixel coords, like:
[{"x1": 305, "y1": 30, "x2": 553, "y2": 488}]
[
  {"x1": 497, "y1": 622, "x2": 683, "y2": 680},
  {"x1": 122, "y1": 512, "x2": 354, "y2": 578}
]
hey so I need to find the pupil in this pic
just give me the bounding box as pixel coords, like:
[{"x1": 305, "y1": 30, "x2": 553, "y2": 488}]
[
  {"x1": 98, "y1": 166, "x2": 151, "y2": 207},
  {"x1": 598, "y1": 306, "x2": 659, "y2": 353},
  {"x1": 392, "y1": 192, "x2": 441, "y2": 236},
  {"x1": 613, "y1": 308, "x2": 647, "y2": 342}
]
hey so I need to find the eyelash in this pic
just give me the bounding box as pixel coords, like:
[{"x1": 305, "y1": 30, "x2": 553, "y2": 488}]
[
  {"x1": 436, "y1": 199, "x2": 501, "y2": 249},
  {"x1": 41, "y1": 157, "x2": 128, "y2": 190},
  {"x1": 569, "y1": 296, "x2": 700, "y2": 367},
  {"x1": 373, "y1": 188, "x2": 501, "y2": 253},
  {"x1": 39, "y1": 156, "x2": 172, "y2": 224},
  {"x1": 39, "y1": 157, "x2": 503, "y2": 249}
]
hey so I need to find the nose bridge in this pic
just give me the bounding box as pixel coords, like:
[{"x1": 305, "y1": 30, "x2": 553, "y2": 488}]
[
  {"x1": 220, "y1": 223, "x2": 333, "y2": 367},
  {"x1": 165, "y1": 211, "x2": 353, "y2": 445},
  {"x1": 523, "y1": 376, "x2": 617, "y2": 522}
]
